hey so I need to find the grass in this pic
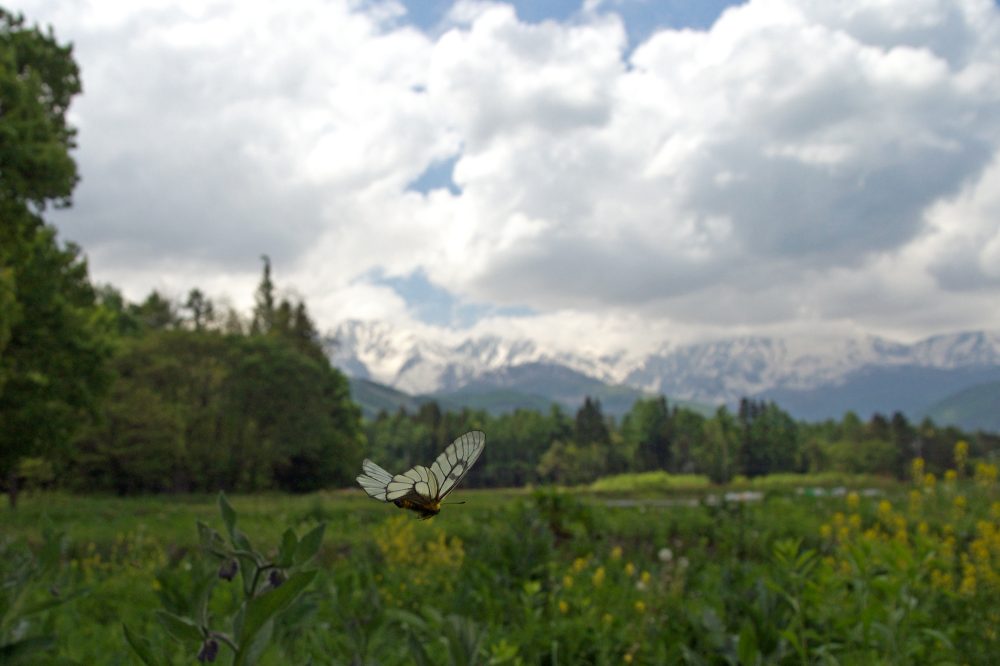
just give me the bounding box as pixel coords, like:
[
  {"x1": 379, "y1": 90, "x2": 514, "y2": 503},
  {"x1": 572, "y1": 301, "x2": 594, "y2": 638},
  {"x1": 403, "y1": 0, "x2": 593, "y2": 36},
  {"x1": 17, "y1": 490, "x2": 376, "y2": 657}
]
[{"x1": 2, "y1": 466, "x2": 998, "y2": 664}]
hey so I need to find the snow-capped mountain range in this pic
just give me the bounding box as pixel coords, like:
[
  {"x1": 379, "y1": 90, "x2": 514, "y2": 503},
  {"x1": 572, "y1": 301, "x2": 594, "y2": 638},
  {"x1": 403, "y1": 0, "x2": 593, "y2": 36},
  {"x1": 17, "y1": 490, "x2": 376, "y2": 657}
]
[{"x1": 324, "y1": 320, "x2": 1000, "y2": 418}]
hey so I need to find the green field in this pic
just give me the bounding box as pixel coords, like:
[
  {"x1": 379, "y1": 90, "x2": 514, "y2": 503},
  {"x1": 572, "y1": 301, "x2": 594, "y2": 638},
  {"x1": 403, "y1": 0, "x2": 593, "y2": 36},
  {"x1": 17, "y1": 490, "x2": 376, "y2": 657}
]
[{"x1": 3, "y1": 466, "x2": 999, "y2": 665}]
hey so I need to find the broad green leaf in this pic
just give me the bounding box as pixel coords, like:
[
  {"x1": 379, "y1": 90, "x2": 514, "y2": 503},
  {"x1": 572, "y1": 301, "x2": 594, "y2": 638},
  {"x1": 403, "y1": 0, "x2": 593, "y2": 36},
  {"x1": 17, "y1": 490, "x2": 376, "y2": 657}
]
[
  {"x1": 122, "y1": 624, "x2": 163, "y2": 666},
  {"x1": 233, "y1": 529, "x2": 254, "y2": 553},
  {"x1": 294, "y1": 523, "x2": 325, "y2": 566},
  {"x1": 0, "y1": 636, "x2": 56, "y2": 663},
  {"x1": 277, "y1": 529, "x2": 298, "y2": 568},
  {"x1": 407, "y1": 631, "x2": 432, "y2": 666},
  {"x1": 155, "y1": 610, "x2": 204, "y2": 644},
  {"x1": 385, "y1": 608, "x2": 429, "y2": 631},
  {"x1": 21, "y1": 587, "x2": 88, "y2": 616},
  {"x1": 198, "y1": 521, "x2": 229, "y2": 556},
  {"x1": 235, "y1": 618, "x2": 274, "y2": 666},
  {"x1": 237, "y1": 570, "x2": 317, "y2": 652},
  {"x1": 737, "y1": 622, "x2": 759, "y2": 666},
  {"x1": 219, "y1": 492, "x2": 237, "y2": 539}
]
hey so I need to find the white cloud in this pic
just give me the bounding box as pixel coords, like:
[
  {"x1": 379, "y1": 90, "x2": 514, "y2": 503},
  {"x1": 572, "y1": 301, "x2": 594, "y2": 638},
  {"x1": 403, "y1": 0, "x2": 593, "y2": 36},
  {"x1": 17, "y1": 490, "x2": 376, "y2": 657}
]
[{"x1": 18, "y1": 0, "x2": 1000, "y2": 356}]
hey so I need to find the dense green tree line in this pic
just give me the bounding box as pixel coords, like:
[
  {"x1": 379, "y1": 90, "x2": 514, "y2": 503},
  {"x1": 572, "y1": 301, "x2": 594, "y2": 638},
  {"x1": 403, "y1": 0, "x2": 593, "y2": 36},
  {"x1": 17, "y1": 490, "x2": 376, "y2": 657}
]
[
  {"x1": 0, "y1": 10, "x2": 363, "y2": 502},
  {"x1": 1, "y1": 9, "x2": 113, "y2": 507},
  {"x1": 363, "y1": 396, "x2": 1000, "y2": 488},
  {"x1": 61, "y1": 260, "x2": 364, "y2": 494}
]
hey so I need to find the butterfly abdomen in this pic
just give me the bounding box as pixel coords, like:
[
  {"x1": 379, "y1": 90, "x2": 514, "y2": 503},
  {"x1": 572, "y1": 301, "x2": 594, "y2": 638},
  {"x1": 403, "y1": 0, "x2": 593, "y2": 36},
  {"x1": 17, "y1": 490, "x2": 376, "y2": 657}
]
[{"x1": 394, "y1": 498, "x2": 441, "y2": 519}]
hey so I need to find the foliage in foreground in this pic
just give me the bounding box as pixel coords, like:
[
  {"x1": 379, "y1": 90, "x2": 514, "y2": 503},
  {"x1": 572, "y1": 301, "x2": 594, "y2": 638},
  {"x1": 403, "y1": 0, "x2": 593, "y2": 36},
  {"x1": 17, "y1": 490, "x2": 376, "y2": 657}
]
[
  {"x1": 2, "y1": 453, "x2": 998, "y2": 664},
  {"x1": 123, "y1": 493, "x2": 324, "y2": 666}
]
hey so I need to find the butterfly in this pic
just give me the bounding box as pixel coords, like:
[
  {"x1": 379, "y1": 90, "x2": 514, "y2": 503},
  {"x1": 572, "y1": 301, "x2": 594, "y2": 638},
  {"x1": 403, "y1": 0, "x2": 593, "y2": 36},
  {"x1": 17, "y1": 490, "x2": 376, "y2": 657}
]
[{"x1": 356, "y1": 431, "x2": 485, "y2": 519}]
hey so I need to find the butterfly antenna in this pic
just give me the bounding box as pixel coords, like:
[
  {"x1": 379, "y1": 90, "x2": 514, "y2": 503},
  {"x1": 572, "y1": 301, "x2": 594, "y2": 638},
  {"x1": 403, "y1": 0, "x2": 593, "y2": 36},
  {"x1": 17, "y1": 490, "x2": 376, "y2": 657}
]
[{"x1": 443, "y1": 500, "x2": 467, "y2": 505}]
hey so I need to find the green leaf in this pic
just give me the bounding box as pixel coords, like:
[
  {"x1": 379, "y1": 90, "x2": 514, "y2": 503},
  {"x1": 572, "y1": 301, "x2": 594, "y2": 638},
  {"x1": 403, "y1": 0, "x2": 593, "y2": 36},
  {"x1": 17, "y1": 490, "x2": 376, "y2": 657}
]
[
  {"x1": 237, "y1": 553, "x2": 259, "y2": 597},
  {"x1": 294, "y1": 523, "x2": 325, "y2": 566},
  {"x1": 385, "y1": 608, "x2": 429, "y2": 631},
  {"x1": 277, "y1": 529, "x2": 298, "y2": 568},
  {"x1": 233, "y1": 529, "x2": 254, "y2": 553},
  {"x1": 198, "y1": 521, "x2": 229, "y2": 556},
  {"x1": 20, "y1": 587, "x2": 88, "y2": 616},
  {"x1": 407, "y1": 631, "x2": 432, "y2": 666},
  {"x1": 236, "y1": 618, "x2": 274, "y2": 666},
  {"x1": 0, "y1": 636, "x2": 56, "y2": 663},
  {"x1": 155, "y1": 609, "x2": 204, "y2": 644},
  {"x1": 192, "y1": 565, "x2": 219, "y2": 628},
  {"x1": 122, "y1": 624, "x2": 163, "y2": 666},
  {"x1": 737, "y1": 622, "x2": 759, "y2": 666},
  {"x1": 237, "y1": 570, "x2": 317, "y2": 658},
  {"x1": 219, "y1": 492, "x2": 237, "y2": 540},
  {"x1": 920, "y1": 628, "x2": 955, "y2": 650}
]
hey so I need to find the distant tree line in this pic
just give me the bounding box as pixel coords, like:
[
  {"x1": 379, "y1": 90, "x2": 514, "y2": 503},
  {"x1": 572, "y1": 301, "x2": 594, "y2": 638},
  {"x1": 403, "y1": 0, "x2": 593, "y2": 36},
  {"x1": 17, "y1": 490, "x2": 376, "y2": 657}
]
[
  {"x1": 362, "y1": 395, "x2": 1000, "y2": 488},
  {"x1": 59, "y1": 260, "x2": 364, "y2": 496}
]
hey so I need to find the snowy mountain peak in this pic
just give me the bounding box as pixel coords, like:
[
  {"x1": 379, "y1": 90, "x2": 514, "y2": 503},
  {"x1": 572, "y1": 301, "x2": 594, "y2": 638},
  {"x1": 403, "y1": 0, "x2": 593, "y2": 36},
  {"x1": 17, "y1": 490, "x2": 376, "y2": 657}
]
[{"x1": 325, "y1": 319, "x2": 1000, "y2": 406}]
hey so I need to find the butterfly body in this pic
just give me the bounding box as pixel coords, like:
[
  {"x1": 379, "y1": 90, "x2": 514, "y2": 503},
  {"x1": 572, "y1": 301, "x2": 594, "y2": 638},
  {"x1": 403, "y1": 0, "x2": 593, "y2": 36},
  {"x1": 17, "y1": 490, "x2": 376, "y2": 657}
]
[
  {"x1": 356, "y1": 431, "x2": 485, "y2": 519},
  {"x1": 393, "y1": 497, "x2": 441, "y2": 519}
]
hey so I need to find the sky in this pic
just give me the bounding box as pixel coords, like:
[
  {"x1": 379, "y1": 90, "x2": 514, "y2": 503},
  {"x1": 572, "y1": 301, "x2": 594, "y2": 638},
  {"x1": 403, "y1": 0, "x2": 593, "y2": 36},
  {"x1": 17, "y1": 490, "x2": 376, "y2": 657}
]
[{"x1": 14, "y1": 0, "x2": 1000, "y2": 355}]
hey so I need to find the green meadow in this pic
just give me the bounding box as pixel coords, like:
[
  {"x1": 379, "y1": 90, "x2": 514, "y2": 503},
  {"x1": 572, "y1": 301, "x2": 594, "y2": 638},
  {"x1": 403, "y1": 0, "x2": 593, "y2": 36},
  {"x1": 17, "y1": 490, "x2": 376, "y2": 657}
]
[{"x1": 4, "y1": 462, "x2": 999, "y2": 665}]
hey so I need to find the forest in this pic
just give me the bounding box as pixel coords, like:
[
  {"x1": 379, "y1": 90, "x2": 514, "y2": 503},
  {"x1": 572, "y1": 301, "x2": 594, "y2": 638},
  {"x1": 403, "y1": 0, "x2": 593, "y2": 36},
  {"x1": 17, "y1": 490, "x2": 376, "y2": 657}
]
[{"x1": 8, "y1": 254, "x2": 1000, "y2": 503}]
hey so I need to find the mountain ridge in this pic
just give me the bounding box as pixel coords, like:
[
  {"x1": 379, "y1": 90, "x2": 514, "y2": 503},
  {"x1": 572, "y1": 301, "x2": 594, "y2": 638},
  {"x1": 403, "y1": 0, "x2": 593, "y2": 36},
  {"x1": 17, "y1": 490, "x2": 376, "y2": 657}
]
[{"x1": 326, "y1": 320, "x2": 1000, "y2": 425}]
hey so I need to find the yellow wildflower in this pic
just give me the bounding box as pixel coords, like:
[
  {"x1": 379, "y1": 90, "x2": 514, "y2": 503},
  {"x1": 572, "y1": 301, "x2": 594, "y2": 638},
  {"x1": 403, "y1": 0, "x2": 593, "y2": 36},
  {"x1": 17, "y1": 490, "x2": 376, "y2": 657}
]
[
  {"x1": 846, "y1": 491, "x2": 860, "y2": 511},
  {"x1": 559, "y1": 600, "x2": 569, "y2": 614},
  {"x1": 944, "y1": 469, "x2": 957, "y2": 482},
  {"x1": 625, "y1": 562, "x2": 636, "y2": 577},
  {"x1": 634, "y1": 600, "x2": 646, "y2": 614},
  {"x1": 960, "y1": 558, "x2": 976, "y2": 596},
  {"x1": 912, "y1": 457, "x2": 925, "y2": 482},
  {"x1": 623, "y1": 654, "x2": 633, "y2": 664},
  {"x1": 602, "y1": 612, "x2": 613, "y2": 625},
  {"x1": 931, "y1": 569, "x2": 953, "y2": 592},
  {"x1": 954, "y1": 440, "x2": 969, "y2": 472},
  {"x1": 592, "y1": 566, "x2": 606, "y2": 587},
  {"x1": 572, "y1": 556, "x2": 589, "y2": 573},
  {"x1": 610, "y1": 546, "x2": 623, "y2": 560},
  {"x1": 563, "y1": 575, "x2": 574, "y2": 589},
  {"x1": 820, "y1": 523, "x2": 832, "y2": 539},
  {"x1": 924, "y1": 473, "x2": 936, "y2": 489},
  {"x1": 976, "y1": 462, "x2": 998, "y2": 486}
]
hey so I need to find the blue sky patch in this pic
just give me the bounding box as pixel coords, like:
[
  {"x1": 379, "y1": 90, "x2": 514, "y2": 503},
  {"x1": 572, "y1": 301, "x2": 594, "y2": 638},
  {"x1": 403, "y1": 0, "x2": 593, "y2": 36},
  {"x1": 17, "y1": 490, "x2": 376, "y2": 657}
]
[
  {"x1": 408, "y1": 155, "x2": 462, "y2": 195},
  {"x1": 368, "y1": 267, "x2": 535, "y2": 327},
  {"x1": 396, "y1": 0, "x2": 746, "y2": 46}
]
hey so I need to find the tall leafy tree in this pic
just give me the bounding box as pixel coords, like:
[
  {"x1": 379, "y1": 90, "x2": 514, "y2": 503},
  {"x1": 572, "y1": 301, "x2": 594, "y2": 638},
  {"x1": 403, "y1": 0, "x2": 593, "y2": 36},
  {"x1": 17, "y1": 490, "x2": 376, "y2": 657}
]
[
  {"x1": 622, "y1": 396, "x2": 672, "y2": 471},
  {"x1": 250, "y1": 255, "x2": 275, "y2": 335},
  {"x1": 737, "y1": 399, "x2": 800, "y2": 477},
  {"x1": 0, "y1": 10, "x2": 112, "y2": 507},
  {"x1": 574, "y1": 397, "x2": 610, "y2": 446},
  {"x1": 183, "y1": 288, "x2": 214, "y2": 331}
]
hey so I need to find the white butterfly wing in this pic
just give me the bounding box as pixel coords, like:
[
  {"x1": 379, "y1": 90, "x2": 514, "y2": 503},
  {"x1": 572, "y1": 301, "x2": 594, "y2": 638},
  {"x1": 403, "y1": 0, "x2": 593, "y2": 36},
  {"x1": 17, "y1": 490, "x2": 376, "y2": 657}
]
[
  {"x1": 356, "y1": 459, "x2": 394, "y2": 501},
  {"x1": 430, "y1": 430, "x2": 485, "y2": 500},
  {"x1": 386, "y1": 464, "x2": 438, "y2": 501},
  {"x1": 357, "y1": 431, "x2": 485, "y2": 507}
]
